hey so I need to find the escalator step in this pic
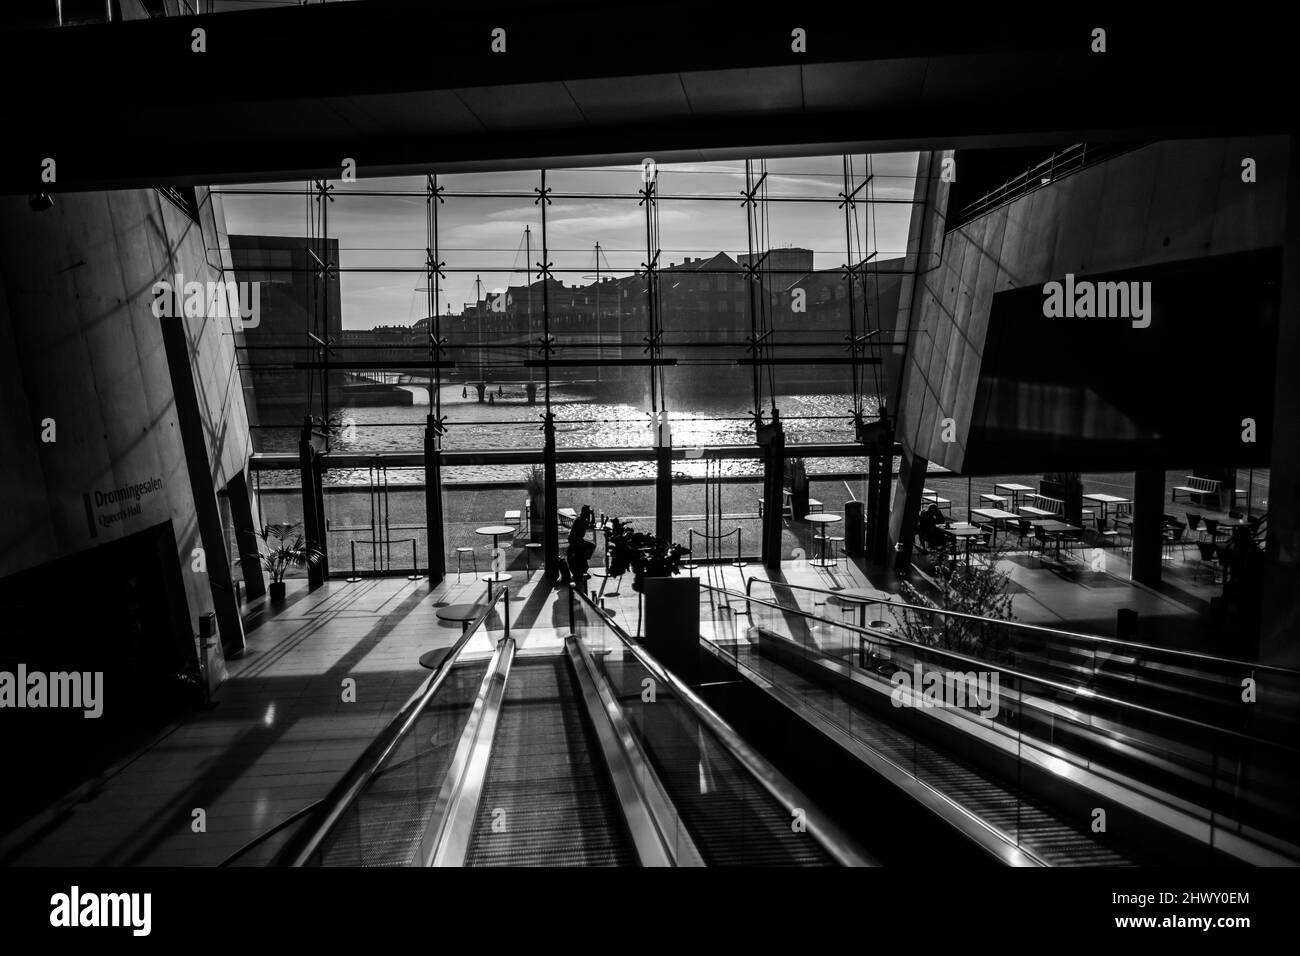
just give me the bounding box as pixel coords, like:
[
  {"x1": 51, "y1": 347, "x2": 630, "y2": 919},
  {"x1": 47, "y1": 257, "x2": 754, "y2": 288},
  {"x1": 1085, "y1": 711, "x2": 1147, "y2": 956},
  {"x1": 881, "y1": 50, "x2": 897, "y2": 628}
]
[{"x1": 464, "y1": 656, "x2": 636, "y2": 867}]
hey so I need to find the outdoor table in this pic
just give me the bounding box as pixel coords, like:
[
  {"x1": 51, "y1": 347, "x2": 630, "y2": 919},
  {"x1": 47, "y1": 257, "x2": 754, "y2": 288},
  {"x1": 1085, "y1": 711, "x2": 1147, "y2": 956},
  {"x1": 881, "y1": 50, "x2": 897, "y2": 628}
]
[
  {"x1": 943, "y1": 525, "x2": 987, "y2": 566},
  {"x1": 979, "y1": 494, "x2": 1009, "y2": 506},
  {"x1": 1214, "y1": 518, "x2": 1250, "y2": 540},
  {"x1": 475, "y1": 524, "x2": 516, "y2": 589},
  {"x1": 1082, "y1": 493, "x2": 1131, "y2": 522},
  {"x1": 995, "y1": 483, "x2": 1034, "y2": 509},
  {"x1": 435, "y1": 603, "x2": 487, "y2": 633},
  {"x1": 922, "y1": 489, "x2": 952, "y2": 513},
  {"x1": 1030, "y1": 519, "x2": 1082, "y2": 558},
  {"x1": 970, "y1": 507, "x2": 1019, "y2": 544},
  {"x1": 805, "y1": 513, "x2": 842, "y2": 567},
  {"x1": 1018, "y1": 505, "x2": 1056, "y2": 518},
  {"x1": 833, "y1": 585, "x2": 894, "y2": 630}
]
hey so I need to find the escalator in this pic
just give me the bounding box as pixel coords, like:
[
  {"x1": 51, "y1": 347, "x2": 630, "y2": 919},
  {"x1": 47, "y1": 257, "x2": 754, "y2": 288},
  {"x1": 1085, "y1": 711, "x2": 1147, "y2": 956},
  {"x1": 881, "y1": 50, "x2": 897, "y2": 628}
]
[
  {"x1": 699, "y1": 581, "x2": 1300, "y2": 866},
  {"x1": 273, "y1": 585, "x2": 872, "y2": 868},
  {"x1": 462, "y1": 656, "x2": 635, "y2": 866},
  {"x1": 595, "y1": 653, "x2": 834, "y2": 866},
  {"x1": 316, "y1": 658, "x2": 489, "y2": 866},
  {"x1": 745, "y1": 577, "x2": 1300, "y2": 739}
]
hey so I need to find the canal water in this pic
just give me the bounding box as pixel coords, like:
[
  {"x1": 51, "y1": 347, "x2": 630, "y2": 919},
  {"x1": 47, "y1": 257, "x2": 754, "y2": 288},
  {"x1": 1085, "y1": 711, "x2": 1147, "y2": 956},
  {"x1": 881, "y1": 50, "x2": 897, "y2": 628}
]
[{"x1": 254, "y1": 383, "x2": 882, "y2": 484}]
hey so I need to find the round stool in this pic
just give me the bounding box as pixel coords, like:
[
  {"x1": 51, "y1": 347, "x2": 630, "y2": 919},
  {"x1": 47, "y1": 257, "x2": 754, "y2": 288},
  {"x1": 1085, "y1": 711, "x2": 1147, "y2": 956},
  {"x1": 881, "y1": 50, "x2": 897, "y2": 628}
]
[
  {"x1": 524, "y1": 542, "x2": 542, "y2": 572},
  {"x1": 829, "y1": 536, "x2": 846, "y2": 568},
  {"x1": 455, "y1": 546, "x2": 477, "y2": 579}
]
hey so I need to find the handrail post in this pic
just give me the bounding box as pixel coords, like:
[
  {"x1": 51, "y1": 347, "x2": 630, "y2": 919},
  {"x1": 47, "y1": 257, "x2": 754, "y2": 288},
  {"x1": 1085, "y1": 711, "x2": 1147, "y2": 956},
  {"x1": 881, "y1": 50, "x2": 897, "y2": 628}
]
[
  {"x1": 346, "y1": 539, "x2": 360, "y2": 583},
  {"x1": 407, "y1": 537, "x2": 422, "y2": 581}
]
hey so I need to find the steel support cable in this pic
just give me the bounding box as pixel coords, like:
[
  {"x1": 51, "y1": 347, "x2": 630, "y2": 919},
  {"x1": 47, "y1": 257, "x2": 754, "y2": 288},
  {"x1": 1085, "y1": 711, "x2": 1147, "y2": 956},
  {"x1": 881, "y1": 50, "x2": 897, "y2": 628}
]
[
  {"x1": 841, "y1": 156, "x2": 862, "y2": 423},
  {"x1": 759, "y1": 162, "x2": 777, "y2": 414},
  {"x1": 866, "y1": 155, "x2": 885, "y2": 404},
  {"x1": 427, "y1": 174, "x2": 443, "y2": 429},
  {"x1": 742, "y1": 160, "x2": 763, "y2": 420},
  {"x1": 317, "y1": 179, "x2": 332, "y2": 429},
  {"x1": 304, "y1": 181, "x2": 318, "y2": 415},
  {"x1": 641, "y1": 175, "x2": 661, "y2": 421},
  {"x1": 651, "y1": 182, "x2": 665, "y2": 418},
  {"x1": 849, "y1": 154, "x2": 869, "y2": 408}
]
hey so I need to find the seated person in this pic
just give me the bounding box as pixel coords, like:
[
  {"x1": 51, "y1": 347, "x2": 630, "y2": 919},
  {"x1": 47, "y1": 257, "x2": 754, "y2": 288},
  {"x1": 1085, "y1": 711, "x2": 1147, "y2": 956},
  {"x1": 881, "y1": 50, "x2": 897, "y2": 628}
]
[
  {"x1": 563, "y1": 504, "x2": 597, "y2": 588},
  {"x1": 917, "y1": 504, "x2": 949, "y2": 552}
]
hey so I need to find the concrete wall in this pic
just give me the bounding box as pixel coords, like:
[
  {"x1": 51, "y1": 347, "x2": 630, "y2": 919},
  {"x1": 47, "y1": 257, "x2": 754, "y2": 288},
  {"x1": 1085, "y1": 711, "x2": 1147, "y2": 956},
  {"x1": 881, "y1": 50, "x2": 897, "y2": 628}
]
[
  {"x1": 896, "y1": 137, "x2": 1289, "y2": 471},
  {"x1": 0, "y1": 187, "x2": 254, "y2": 682}
]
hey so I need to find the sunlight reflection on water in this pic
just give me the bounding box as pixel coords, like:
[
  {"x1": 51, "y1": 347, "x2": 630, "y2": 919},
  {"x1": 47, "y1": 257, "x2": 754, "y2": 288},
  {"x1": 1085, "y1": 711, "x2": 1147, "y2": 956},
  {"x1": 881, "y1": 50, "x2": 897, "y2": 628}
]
[{"x1": 254, "y1": 385, "x2": 880, "y2": 484}]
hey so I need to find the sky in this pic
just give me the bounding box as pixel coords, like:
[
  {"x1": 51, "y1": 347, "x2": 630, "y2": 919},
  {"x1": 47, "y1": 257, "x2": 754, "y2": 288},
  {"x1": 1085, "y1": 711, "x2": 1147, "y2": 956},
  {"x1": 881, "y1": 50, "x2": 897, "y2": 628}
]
[{"x1": 219, "y1": 153, "x2": 920, "y2": 330}]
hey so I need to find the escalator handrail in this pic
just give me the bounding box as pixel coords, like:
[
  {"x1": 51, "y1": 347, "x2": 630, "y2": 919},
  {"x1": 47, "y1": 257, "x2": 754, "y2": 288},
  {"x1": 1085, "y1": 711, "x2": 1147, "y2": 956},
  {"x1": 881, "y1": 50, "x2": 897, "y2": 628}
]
[
  {"x1": 272, "y1": 584, "x2": 509, "y2": 866},
  {"x1": 573, "y1": 587, "x2": 875, "y2": 867},
  {"x1": 744, "y1": 575, "x2": 1300, "y2": 677},
  {"x1": 713, "y1": 582, "x2": 1300, "y2": 755},
  {"x1": 218, "y1": 799, "x2": 323, "y2": 867}
]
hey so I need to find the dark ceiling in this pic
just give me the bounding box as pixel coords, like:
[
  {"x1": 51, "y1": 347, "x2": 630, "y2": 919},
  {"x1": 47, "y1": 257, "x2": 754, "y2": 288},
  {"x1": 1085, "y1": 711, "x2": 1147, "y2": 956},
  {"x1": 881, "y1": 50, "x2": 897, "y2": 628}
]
[{"x1": 0, "y1": 1, "x2": 1293, "y2": 192}]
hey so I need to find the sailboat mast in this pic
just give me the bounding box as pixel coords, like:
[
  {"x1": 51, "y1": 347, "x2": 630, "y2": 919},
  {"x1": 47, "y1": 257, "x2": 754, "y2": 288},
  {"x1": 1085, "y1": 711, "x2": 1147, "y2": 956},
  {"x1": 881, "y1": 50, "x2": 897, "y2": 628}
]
[
  {"x1": 474, "y1": 273, "x2": 484, "y2": 382},
  {"x1": 594, "y1": 241, "x2": 602, "y2": 384}
]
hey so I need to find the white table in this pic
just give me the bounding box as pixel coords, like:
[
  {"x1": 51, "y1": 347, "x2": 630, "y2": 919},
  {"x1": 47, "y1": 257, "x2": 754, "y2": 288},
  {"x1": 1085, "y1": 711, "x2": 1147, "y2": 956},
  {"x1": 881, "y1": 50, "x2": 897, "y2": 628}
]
[
  {"x1": 805, "y1": 513, "x2": 842, "y2": 568},
  {"x1": 1083, "y1": 493, "x2": 1131, "y2": 523},
  {"x1": 1019, "y1": 506, "x2": 1057, "y2": 518},
  {"x1": 995, "y1": 483, "x2": 1035, "y2": 509},
  {"x1": 475, "y1": 524, "x2": 516, "y2": 590},
  {"x1": 922, "y1": 489, "x2": 952, "y2": 512},
  {"x1": 970, "y1": 507, "x2": 1019, "y2": 544}
]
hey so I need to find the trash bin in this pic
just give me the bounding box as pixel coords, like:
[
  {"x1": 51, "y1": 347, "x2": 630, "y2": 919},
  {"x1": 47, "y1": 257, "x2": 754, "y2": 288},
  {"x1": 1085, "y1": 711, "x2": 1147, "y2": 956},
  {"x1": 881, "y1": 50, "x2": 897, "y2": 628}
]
[{"x1": 845, "y1": 500, "x2": 865, "y2": 556}]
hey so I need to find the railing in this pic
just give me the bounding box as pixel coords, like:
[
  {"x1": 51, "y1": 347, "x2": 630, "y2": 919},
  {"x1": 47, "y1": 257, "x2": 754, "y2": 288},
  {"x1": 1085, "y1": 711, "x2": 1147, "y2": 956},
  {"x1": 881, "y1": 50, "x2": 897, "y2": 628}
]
[
  {"x1": 218, "y1": 799, "x2": 322, "y2": 867},
  {"x1": 272, "y1": 584, "x2": 507, "y2": 866},
  {"x1": 569, "y1": 586, "x2": 875, "y2": 866},
  {"x1": 337, "y1": 536, "x2": 424, "y2": 579},
  {"x1": 682, "y1": 527, "x2": 747, "y2": 569},
  {"x1": 743, "y1": 575, "x2": 1300, "y2": 685},
  {"x1": 952, "y1": 142, "x2": 1147, "y2": 227},
  {"x1": 702, "y1": 581, "x2": 1300, "y2": 863}
]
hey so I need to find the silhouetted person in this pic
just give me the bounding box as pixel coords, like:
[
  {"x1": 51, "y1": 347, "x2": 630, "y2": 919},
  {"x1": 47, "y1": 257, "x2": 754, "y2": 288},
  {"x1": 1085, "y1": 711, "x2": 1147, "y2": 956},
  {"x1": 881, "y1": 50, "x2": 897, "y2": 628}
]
[
  {"x1": 462, "y1": 386, "x2": 467, "y2": 399},
  {"x1": 565, "y1": 505, "x2": 597, "y2": 592},
  {"x1": 918, "y1": 504, "x2": 947, "y2": 551}
]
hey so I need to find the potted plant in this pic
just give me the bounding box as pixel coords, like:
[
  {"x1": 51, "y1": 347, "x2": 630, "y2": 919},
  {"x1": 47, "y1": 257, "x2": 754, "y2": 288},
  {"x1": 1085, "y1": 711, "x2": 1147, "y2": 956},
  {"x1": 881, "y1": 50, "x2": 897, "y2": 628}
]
[
  {"x1": 604, "y1": 518, "x2": 690, "y2": 592},
  {"x1": 899, "y1": 539, "x2": 1016, "y2": 661},
  {"x1": 524, "y1": 465, "x2": 546, "y2": 542},
  {"x1": 247, "y1": 522, "x2": 323, "y2": 601}
]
